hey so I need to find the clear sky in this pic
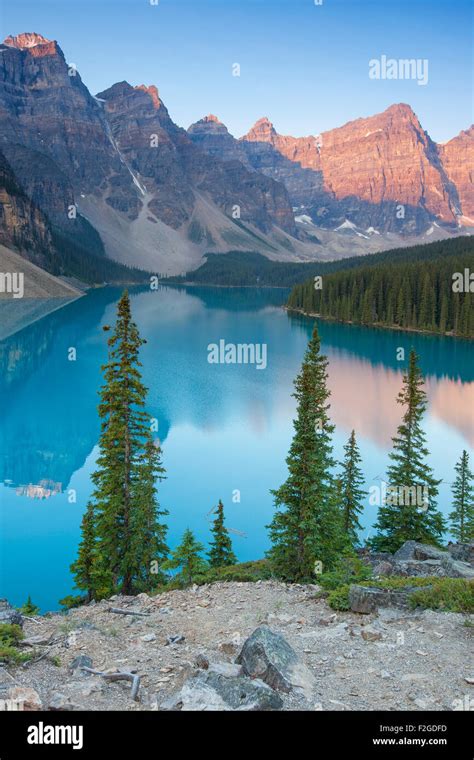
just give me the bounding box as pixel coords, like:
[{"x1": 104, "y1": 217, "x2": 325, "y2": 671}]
[{"x1": 1, "y1": 0, "x2": 472, "y2": 142}]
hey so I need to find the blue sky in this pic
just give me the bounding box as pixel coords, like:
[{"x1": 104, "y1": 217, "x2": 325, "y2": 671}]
[{"x1": 2, "y1": 0, "x2": 472, "y2": 142}]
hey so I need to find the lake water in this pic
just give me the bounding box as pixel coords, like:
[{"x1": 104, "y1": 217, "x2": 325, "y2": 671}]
[{"x1": 1, "y1": 285, "x2": 473, "y2": 611}]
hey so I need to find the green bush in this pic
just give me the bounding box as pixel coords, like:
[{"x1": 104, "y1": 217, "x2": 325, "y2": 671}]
[
  {"x1": 326, "y1": 576, "x2": 474, "y2": 613},
  {"x1": 319, "y1": 555, "x2": 373, "y2": 591},
  {"x1": 0, "y1": 624, "x2": 33, "y2": 665},
  {"x1": 327, "y1": 585, "x2": 351, "y2": 610},
  {"x1": 408, "y1": 579, "x2": 474, "y2": 614}
]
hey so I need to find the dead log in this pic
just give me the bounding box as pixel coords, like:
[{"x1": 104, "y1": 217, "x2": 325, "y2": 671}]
[{"x1": 81, "y1": 667, "x2": 141, "y2": 701}]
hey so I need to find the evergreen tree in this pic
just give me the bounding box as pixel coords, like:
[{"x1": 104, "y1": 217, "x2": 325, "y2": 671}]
[
  {"x1": 208, "y1": 500, "x2": 237, "y2": 567},
  {"x1": 20, "y1": 595, "x2": 40, "y2": 616},
  {"x1": 267, "y1": 324, "x2": 346, "y2": 581},
  {"x1": 449, "y1": 450, "x2": 474, "y2": 542},
  {"x1": 71, "y1": 291, "x2": 168, "y2": 599},
  {"x1": 340, "y1": 430, "x2": 366, "y2": 545},
  {"x1": 70, "y1": 503, "x2": 96, "y2": 602},
  {"x1": 371, "y1": 349, "x2": 445, "y2": 552},
  {"x1": 129, "y1": 438, "x2": 169, "y2": 589},
  {"x1": 164, "y1": 529, "x2": 207, "y2": 586}
]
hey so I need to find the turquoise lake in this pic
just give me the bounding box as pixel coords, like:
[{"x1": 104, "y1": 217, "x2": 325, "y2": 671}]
[{"x1": 0, "y1": 285, "x2": 473, "y2": 611}]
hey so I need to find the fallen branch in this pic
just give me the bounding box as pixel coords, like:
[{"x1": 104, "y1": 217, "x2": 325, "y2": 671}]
[
  {"x1": 22, "y1": 649, "x2": 51, "y2": 669},
  {"x1": 81, "y1": 667, "x2": 141, "y2": 701},
  {"x1": 108, "y1": 607, "x2": 150, "y2": 617}
]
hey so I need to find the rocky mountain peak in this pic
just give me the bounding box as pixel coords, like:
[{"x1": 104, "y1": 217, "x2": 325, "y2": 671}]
[
  {"x1": 243, "y1": 117, "x2": 277, "y2": 142},
  {"x1": 3, "y1": 32, "x2": 51, "y2": 48},
  {"x1": 2, "y1": 32, "x2": 60, "y2": 58},
  {"x1": 188, "y1": 114, "x2": 230, "y2": 136},
  {"x1": 135, "y1": 84, "x2": 161, "y2": 109}
]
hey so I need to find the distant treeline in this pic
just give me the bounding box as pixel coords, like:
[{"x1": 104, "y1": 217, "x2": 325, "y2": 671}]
[
  {"x1": 51, "y1": 220, "x2": 150, "y2": 285},
  {"x1": 287, "y1": 236, "x2": 474, "y2": 338},
  {"x1": 166, "y1": 237, "x2": 474, "y2": 290}
]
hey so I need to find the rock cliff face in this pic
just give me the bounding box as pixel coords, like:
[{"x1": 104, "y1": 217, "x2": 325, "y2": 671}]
[
  {"x1": 97, "y1": 84, "x2": 296, "y2": 235},
  {"x1": 0, "y1": 33, "x2": 297, "y2": 272},
  {"x1": 0, "y1": 150, "x2": 53, "y2": 266},
  {"x1": 0, "y1": 33, "x2": 141, "y2": 227},
  {"x1": 190, "y1": 104, "x2": 473, "y2": 235},
  {"x1": 439, "y1": 126, "x2": 474, "y2": 225}
]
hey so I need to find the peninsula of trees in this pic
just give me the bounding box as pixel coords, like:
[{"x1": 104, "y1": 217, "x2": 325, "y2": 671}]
[{"x1": 287, "y1": 236, "x2": 474, "y2": 338}]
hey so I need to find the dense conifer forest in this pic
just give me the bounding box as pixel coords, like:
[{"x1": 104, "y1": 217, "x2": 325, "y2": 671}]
[{"x1": 287, "y1": 236, "x2": 474, "y2": 338}]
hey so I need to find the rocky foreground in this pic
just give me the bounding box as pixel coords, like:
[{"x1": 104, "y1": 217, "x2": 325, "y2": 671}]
[{"x1": 1, "y1": 563, "x2": 473, "y2": 712}]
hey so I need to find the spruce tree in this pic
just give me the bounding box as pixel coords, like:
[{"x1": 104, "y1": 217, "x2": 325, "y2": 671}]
[
  {"x1": 164, "y1": 529, "x2": 207, "y2": 586},
  {"x1": 208, "y1": 500, "x2": 237, "y2": 567},
  {"x1": 340, "y1": 430, "x2": 366, "y2": 545},
  {"x1": 267, "y1": 324, "x2": 346, "y2": 581},
  {"x1": 70, "y1": 503, "x2": 96, "y2": 602},
  {"x1": 129, "y1": 438, "x2": 169, "y2": 589},
  {"x1": 371, "y1": 349, "x2": 445, "y2": 552},
  {"x1": 20, "y1": 595, "x2": 40, "y2": 616},
  {"x1": 449, "y1": 450, "x2": 474, "y2": 542},
  {"x1": 71, "y1": 291, "x2": 168, "y2": 599}
]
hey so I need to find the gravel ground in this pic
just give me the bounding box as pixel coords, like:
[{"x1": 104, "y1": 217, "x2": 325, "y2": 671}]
[{"x1": 2, "y1": 581, "x2": 472, "y2": 711}]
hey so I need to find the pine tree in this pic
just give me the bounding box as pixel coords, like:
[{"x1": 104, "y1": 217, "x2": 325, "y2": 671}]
[
  {"x1": 70, "y1": 503, "x2": 96, "y2": 602},
  {"x1": 129, "y1": 438, "x2": 169, "y2": 589},
  {"x1": 20, "y1": 595, "x2": 40, "y2": 616},
  {"x1": 267, "y1": 324, "x2": 346, "y2": 581},
  {"x1": 71, "y1": 291, "x2": 168, "y2": 599},
  {"x1": 164, "y1": 529, "x2": 207, "y2": 586},
  {"x1": 371, "y1": 349, "x2": 445, "y2": 552},
  {"x1": 449, "y1": 450, "x2": 474, "y2": 542},
  {"x1": 340, "y1": 430, "x2": 366, "y2": 545},
  {"x1": 208, "y1": 500, "x2": 237, "y2": 567}
]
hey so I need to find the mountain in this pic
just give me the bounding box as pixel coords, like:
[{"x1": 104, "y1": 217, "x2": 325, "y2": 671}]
[
  {"x1": 0, "y1": 33, "x2": 303, "y2": 276},
  {"x1": 0, "y1": 149, "x2": 53, "y2": 266},
  {"x1": 189, "y1": 104, "x2": 474, "y2": 236},
  {"x1": 0, "y1": 32, "x2": 472, "y2": 281}
]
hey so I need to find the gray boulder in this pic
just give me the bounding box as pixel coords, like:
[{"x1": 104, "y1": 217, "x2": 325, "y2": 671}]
[
  {"x1": 393, "y1": 541, "x2": 446, "y2": 562},
  {"x1": 391, "y1": 559, "x2": 447, "y2": 577},
  {"x1": 163, "y1": 670, "x2": 283, "y2": 711},
  {"x1": 440, "y1": 556, "x2": 474, "y2": 579},
  {"x1": 0, "y1": 599, "x2": 23, "y2": 627},
  {"x1": 236, "y1": 625, "x2": 314, "y2": 698},
  {"x1": 447, "y1": 542, "x2": 474, "y2": 566},
  {"x1": 348, "y1": 584, "x2": 427, "y2": 614}
]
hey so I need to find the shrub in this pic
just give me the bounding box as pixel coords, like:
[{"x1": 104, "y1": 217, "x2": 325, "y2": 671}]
[
  {"x1": 319, "y1": 555, "x2": 373, "y2": 591},
  {"x1": 327, "y1": 585, "x2": 351, "y2": 611},
  {"x1": 408, "y1": 579, "x2": 474, "y2": 614},
  {"x1": 0, "y1": 624, "x2": 32, "y2": 665}
]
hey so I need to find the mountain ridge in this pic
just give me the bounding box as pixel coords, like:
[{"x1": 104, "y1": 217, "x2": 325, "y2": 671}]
[{"x1": 0, "y1": 31, "x2": 472, "y2": 279}]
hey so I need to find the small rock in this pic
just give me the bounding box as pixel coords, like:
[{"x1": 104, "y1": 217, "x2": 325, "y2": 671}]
[
  {"x1": 195, "y1": 654, "x2": 209, "y2": 670},
  {"x1": 166, "y1": 635, "x2": 185, "y2": 646},
  {"x1": 141, "y1": 633, "x2": 156, "y2": 642},
  {"x1": 361, "y1": 626, "x2": 383, "y2": 642},
  {"x1": 69, "y1": 655, "x2": 93, "y2": 672},
  {"x1": 464, "y1": 677, "x2": 474, "y2": 685}
]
